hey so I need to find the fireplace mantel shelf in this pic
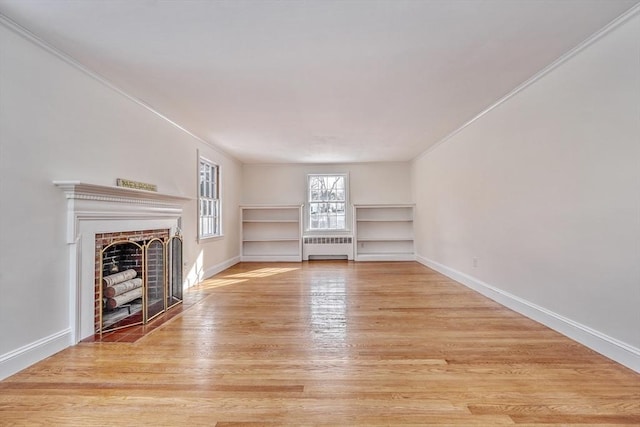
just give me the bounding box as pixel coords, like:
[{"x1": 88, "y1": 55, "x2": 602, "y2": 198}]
[{"x1": 53, "y1": 181, "x2": 191, "y2": 204}]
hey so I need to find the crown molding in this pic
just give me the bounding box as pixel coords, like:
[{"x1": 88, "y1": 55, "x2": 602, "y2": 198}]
[
  {"x1": 0, "y1": 13, "x2": 239, "y2": 164},
  {"x1": 413, "y1": 3, "x2": 640, "y2": 163}
]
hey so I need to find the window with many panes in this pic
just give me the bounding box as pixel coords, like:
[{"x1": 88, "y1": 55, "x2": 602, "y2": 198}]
[
  {"x1": 308, "y1": 174, "x2": 347, "y2": 231},
  {"x1": 199, "y1": 158, "x2": 220, "y2": 239}
]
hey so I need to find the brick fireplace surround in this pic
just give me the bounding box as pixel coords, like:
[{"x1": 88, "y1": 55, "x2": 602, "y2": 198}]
[{"x1": 55, "y1": 181, "x2": 189, "y2": 343}]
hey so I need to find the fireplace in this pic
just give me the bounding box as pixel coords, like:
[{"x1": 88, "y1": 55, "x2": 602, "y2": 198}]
[
  {"x1": 95, "y1": 228, "x2": 183, "y2": 334},
  {"x1": 55, "y1": 181, "x2": 189, "y2": 342}
]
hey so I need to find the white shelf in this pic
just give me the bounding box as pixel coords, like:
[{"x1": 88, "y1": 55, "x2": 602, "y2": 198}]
[
  {"x1": 239, "y1": 255, "x2": 302, "y2": 262},
  {"x1": 356, "y1": 219, "x2": 413, "y2": 222},
  {"x1": 355, "y1": 253, "x2": 416, "y2": 262},
  {"x1": 240, "y1": 205, "x2": 302, "y2": 262},
  {"x1": 243, "y1": 238, "x2": 300, "y2": 242},
  {"x1": 354, "y1": 204, "x2": 415, "y2": 262},
  {"x1": 357, "y1": 238, "x2": 414, "y2": 242},
  {"x1": 355, "y1": 205, "x2": 413, "y2": 222},
  {"x1": 242, "y1": 221, "x2": 300, "y2": 241},
  {"x1": 356, "y1": 220, "x2": 413, "y2": 241},
  {"x1": 242, "y1": 205, "x2": 301, "y2": 222},
  {"x1": 243, "y1": 220, "x2": 299, "y2": 223}
]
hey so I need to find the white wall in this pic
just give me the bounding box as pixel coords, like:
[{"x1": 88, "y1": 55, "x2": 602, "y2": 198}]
[
  {"x1": 242, "y1": 162, "x2": 412, "y2": 231},
  {"x1": 0, "y1": 22, "x2": 242, "y2": 379},
  {"x1": 412, "y1": 11, "x2": 640, "y2": 370},
  {"x1": 243, "y1": 162, "x2": 412, "y2": 205}
]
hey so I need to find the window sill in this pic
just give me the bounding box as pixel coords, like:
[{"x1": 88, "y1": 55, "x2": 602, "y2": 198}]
[{"x1": 198, "y1": 234, "x2": 224, "y2": 243}]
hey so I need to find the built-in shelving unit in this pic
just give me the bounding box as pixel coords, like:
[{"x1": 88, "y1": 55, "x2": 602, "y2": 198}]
[
  {"x1": 240, "y1": 205, "x2": 303, "y2": 261},
  {"x1": 354, "y1": 204, "x2": 415, "y2": 261}
]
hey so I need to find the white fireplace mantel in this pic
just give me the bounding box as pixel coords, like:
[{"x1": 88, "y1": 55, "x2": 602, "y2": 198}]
[
  {"x1": 54, "y1": 180, "x2": 190, "y2": 203},
  {"x1": 54, "y1": 181, "x2": 190, "y2": 342},
  {"x1": 54, "y1": 181, "x2": 191, "y2": 243}
]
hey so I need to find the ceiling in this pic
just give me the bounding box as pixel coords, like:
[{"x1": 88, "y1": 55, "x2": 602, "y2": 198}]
[{"x1": 1, "y1": 0, "x2": 638, "y2": 164}]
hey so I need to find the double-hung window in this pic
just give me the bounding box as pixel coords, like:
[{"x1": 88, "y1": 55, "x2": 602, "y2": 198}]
[
  {"x1": 199, "y1": 158, "x2": 221, "y2": 239},
  {"x1": 308, "y1": 174, "x2": 347, "y2": 231}
]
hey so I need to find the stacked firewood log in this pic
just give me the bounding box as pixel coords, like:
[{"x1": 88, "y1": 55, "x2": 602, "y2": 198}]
[{"x1": 103, "y1": 269, "x2": 143, "y2": 310}]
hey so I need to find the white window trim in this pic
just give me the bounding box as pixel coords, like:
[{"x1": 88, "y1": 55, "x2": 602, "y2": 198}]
[
  {"x1": 305, "y1": 173, "x2": 350, "y2": 234},
  {"x1": 198, "y1": 154, "x2": 223, "y2": 241}
]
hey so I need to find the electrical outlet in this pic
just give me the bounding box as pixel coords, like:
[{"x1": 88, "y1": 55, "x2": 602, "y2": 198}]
[{"x1": 472, "y1": 257, "x2": 478, "y2": 268}]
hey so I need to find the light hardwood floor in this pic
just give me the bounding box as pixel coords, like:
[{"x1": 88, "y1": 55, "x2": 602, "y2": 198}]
[{"x1": 1, "y1": 261, "x2": 639, "y2": 425}]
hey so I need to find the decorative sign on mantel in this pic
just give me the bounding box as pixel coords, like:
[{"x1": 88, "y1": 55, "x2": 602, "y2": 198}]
[{"x1": 116, "y1": 178, "x2": 157, "y2": 192}]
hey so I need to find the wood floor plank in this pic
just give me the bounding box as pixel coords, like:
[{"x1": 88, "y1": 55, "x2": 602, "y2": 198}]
[{"x1": 0, "y1": 261, "x2": 638, "y2": 425}]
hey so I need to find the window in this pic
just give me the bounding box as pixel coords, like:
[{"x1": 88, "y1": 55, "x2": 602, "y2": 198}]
[
  {"x1": 308, "y1": 174, "x2": 347, "y2": 230},
  {"x1": 199, "y1": 158, "x2": 221, "y2": 239}
]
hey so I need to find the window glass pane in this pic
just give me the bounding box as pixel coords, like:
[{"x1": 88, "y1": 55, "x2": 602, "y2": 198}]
[
  {"x1": 307, "y1": 175, "x2": 347, "y2": 230},
  {"x1": 199, "y1": 158, "x2": 221, "y2": 238},
  {"x1": 199, "y1": 162, "x2": 205, "y2": 197}
]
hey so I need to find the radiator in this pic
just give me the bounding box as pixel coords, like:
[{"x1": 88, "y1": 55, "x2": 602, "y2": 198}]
[{"x1": 303, "y1": 236, "x2": 354, "y2": 260}]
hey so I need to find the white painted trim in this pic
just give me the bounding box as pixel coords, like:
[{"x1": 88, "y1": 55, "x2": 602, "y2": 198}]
[
  {"x1": 356, "y1": 254, "x2": 415, "y2": 262},
  {"x1": 240, "y1": 255, "x2": 302, "y2": 262},
  {"x1": 0, "y1": 13, "x2": 239, "y2": 164},
  {"x1": 196, "y1": 157, "x2": 223, "y2": 241},
  {"x1": 202, "y1": 256, "x2": 241, "y2": 283},
  {"x1": 413, "y1": 3, "x2": 640, "y2": 162},
  {"x1": 54, "y1": 181, "x2": 190, "y2": 203},
  {"x1": 305, "y1": 173, "x2": 351, "y2": 233},
  {"x1": 54, "y1": 181, "x2": 190, "y2": 243},
  {"x1": 416, "y1": 255, "x2": 640, "y2": 373},
  {"x1": 0, "y1": 329, "x2": 72, "y2": 381},
  {"x1": 54, "y1": 181, "x2": 186, "y2": 341}
]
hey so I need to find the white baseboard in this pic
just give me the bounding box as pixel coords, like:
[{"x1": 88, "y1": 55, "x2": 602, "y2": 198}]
[
  {"x1": 416, "y1": 255, "x2": 640, "y2": 373},
  {"x1": 0, "y1": 329, "x2": 72, "y2": 381},
  {"x1": 0, "y1": 256, "x2": 240, "y2": 381},
  {"x1": 203, "y1": 255, "x2": 241, "y2": 281}
]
